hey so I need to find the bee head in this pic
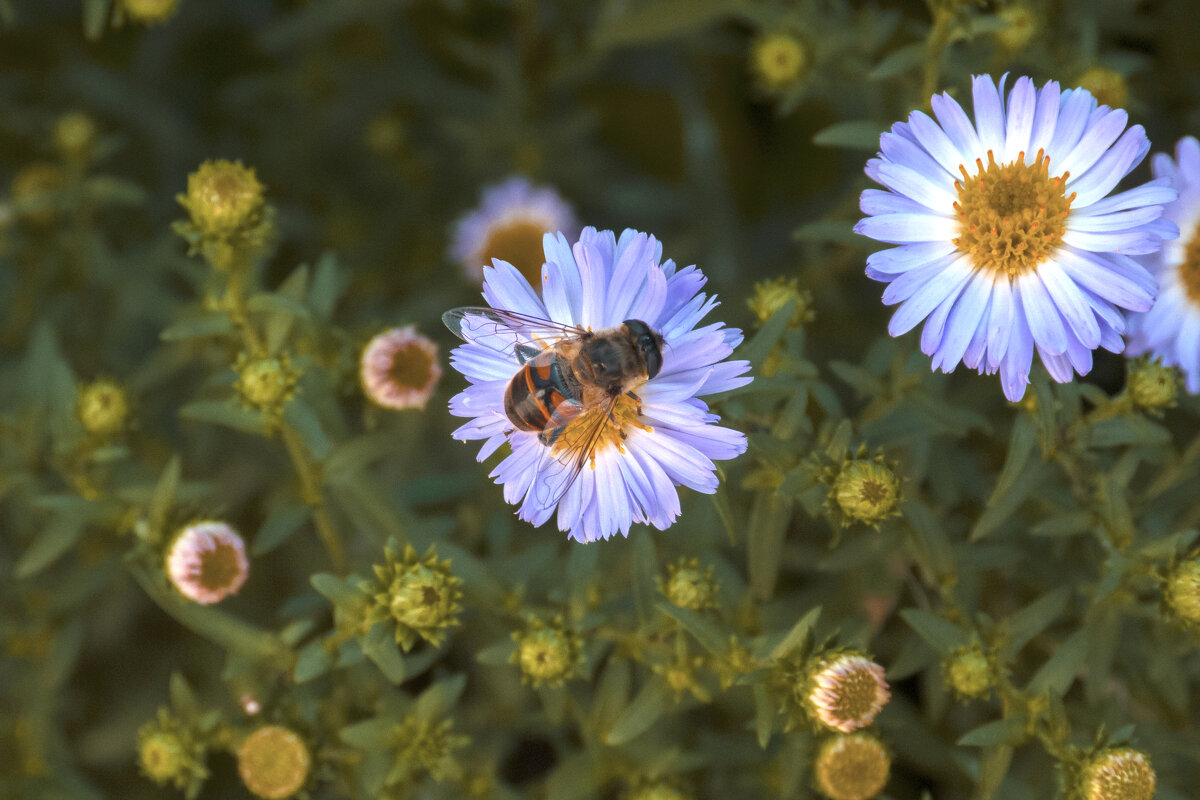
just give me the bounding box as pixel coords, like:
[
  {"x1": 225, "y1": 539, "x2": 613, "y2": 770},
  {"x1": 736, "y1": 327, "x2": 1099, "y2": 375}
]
[{"x1": 622, "y1": 319, "x2": 665, "y2": 380}]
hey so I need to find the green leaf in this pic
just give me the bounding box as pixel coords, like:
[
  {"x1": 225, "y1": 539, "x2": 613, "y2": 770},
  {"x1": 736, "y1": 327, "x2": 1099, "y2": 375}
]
[
  {"x1": 593, "y1": 0, "x2": 736, "y2": 48},
  {"x1": 1087, "y1": 416, "x2": 1171, "y2": 448},
  {"x1": 976, "y1": 746, "x2": 1015, "y2": 800},
  {"x1": 83, "y1": 175, "x2": 147, "y2": 206},
  {"x1": 148, "y1": 455, "x2": 182, "y2": 541},
  {"x1": 253, "y1": 504, "x2": 311, "y2": 555},
  {"x1": 631, "y1": 532, "x2": 658, "y2": 625},
  {"x1": 415, "y1": 673, "x2": 467, "y2": 719},
  {"x1": 869, "y1": 42, "x2": 926, "y2": 80},
  {"x1": 993, "y1": 415, "x2": 1037, "y2": 498},
  {"x1": 767, "y1": 606, "x2": 822, "y2": 661},
  {"x1": 604, "y1": 676, "x2": 673, "y2": 745},
  {"x1": 17, "y1": 514, "x2": 86, "y2": 578},
  {"x1": 812, "y1": 120, "x2": 888, "y2": 150},
  {"x1": 308, "y1": 252, "x2": 342, "y2": 320},
  {"x1": 1027, "y1": 629, "x2": 1088, "y2": 697},
  {"x1": 361, "y1": 623, "x2": 406, "y2": 683},
  {"x1": 323, "y1": 434, "x2": 397, "y2": 481},
  {"x1": 753, "y1": 684, "x2": 775, "y2": 749},
  {"x1": 179, "y1": 400, "x2": 267, "y2": 435},
  {"x1": 246, "y1": 290, "x2": 312, "y2": 321},
  {"x1": 293, "y1": 639, "x2": 335, "y2": 683},
  {"x1": 656, "y1": 603, "x2": 727, "y2": 656},
  {"x1": 283, "y1": 399, "x2": 332, "y2": 461},
  {"x1": 739, "y1": 300, "x2": 796, "y2": 376},
  {"x1": 339, "y1": 718, "x2": 396, "y2": 750},
  {"x1": 82, "y1": 0, "x2": 111, "y2": 40},
  {"x1": 1002, "y1": 588, "x2": 1070, "y2": 658},
  {"x1": 957, "y1": 717, "x2": 1027, "y2": 747},
  {"x1": 971, "y1": 460, "x2": 1048, "y2": 540},
  {"x1": 747, "y1": 493, "x2": 792, "y2": 601},
  {"x1": 899, "y1": 609, "x2": 968, "y2": 654},
  {"x1": 25, "y1": 322, "x2": 76, "y2": 422},
  {"x1": 310, "y1": 572, "x2": 361, "y2": 605},
  {"x1": 903, "y1": 500, "x2": 955, "y2": 579},
  {"x1": 160, "y1": 313, "x2": 234, "y2": 341},
  {"x1": 476, "y1": 639, "x2": 516, "y2": 666}
]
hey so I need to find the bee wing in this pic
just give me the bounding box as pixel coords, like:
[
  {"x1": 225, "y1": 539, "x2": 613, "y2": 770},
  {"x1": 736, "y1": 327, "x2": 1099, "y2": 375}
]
[
  {"x1": 530, "y1": 392, "x2": 620, "y2": 513},
  {"x1": 443, "y1": 307, "x2": 587, "y2": 364}
]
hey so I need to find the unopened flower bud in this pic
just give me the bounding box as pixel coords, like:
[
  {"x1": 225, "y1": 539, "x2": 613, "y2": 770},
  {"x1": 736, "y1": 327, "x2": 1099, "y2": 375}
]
[
  {"x1": 137, "y1": 709, "x2": 208, "y2": 794},
  {"x1": 751, "y1": 31, "x2": 807, "y2": 90},
  {"x1": 1127, "y1": 358, "x2": 1179, "y2": 412},
  {"x1": 994, "y1": 6, "x2": 1037, "y2": 51},
  {"x1": 814, "y1": 733, "x2": 891, "y2": 800},
  {"x1": 76, "y1": 379, "x2": 129, "y2": 436},
  {"x1": 1079, "y1": 748, "x2": 1156, "y2": 800},
  {"x1": 360, "y1": 326, "x2": 441, "y2": 410},
  {"x1": 831, "y1": 458, "x2": 900, "y2": 526},
  {"x1": 1164, "y1": 558, "x2": 1200, "y2": 626},
  {"x1": 658, "y1": 557, "x2": 718, "y2": 612},
  {"x1": 237, "y1": 725, "x2": 311, "y2": 800},
  {"x1": 803, "y1": 651, "x2": 891, "y2": 733},
  {"x1": 511, "y1": 615, "x2": 583, "y2": 688},
  {"x1": 121, "y1": 0, "x2": 182, "y2": 23},
  {"x1": 748, "y1": 277, "x2": 814, "y2": 327},
  {"x1": 165, "y1": 521, "x2": 249, "y2": 605},
  {"x1": 943, "y1": 645, "x2": 995, "y2": 700},
  {"x1": 53, "y1": 112, "x2": 97, "y2": 163},
  {"x1": 1076, "y1": 67, "x2": 1129, "y2": 111},
  {"x1": 179, "y1": 160, "x2": 265, "y2": 239},
  {"x1": 368, "y1": 542, "x2": 462, "y2": 651},
  {"x1": 235, "y1": 354, "x2": 299, "y2": 416}
]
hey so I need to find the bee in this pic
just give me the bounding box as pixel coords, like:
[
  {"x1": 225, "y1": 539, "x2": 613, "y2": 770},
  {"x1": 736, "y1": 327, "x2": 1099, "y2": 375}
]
[{"x1": 443, "y1": 306, "x2": 665, "y2": 505}]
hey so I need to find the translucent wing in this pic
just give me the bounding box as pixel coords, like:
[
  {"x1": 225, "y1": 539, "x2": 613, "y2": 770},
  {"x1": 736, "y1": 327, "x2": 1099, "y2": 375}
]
[
  {"x1": 443, "y1": 307, "x2": 587, "y2": 364},
  {"x1": 529, "y1": 391, "x2": 621, "y2": 512}
]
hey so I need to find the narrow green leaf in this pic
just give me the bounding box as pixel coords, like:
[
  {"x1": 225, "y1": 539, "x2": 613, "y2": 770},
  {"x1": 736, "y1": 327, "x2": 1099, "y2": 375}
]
[
  {"x1": 656, "y1": 603, "x2": 727, "y2": 656},
  {"x1": 631, "y1": 532, "x2": 658, "y2": 624},
  {"x1": 869, "y1": 42, "x2": 926, "y2": 80},
  {"x1": 339, "y1": 718, "x2": 395, "y2": 749},
  {"x1": 362, "y1": 623, "x2": 406, "y2": 684},
  {"x1": 1002, "y1": 587, "x2": 1070, "y2": 658},
  {"x1": 971, "y1": 461, "x2": 1048, "y2": 540},
  {"x1": 310, "y1": 572, "x2": 361, "y2": 604},
  {"x1": 903, "y1": 500, "x2": 955, "y2": 578},
  {"x1": 293, "y1": 639, "x2": 335, "y2": 683},
  {"x1": 283, "y1": 399, "x2": 332, "y2": 461},
  {"x1": 246, "y1": 291, "x2": 311, "y2": 320},
  {"x1": 1087, "y1": 416, "x2": 1171, "y2": 448},
  {"x1": 748, "y1": 493, "x2": 792, "y2": 601},
  {"x1": 899, "y1": 609, "x2": 968, "y2": 654},
  {"x1": 148, "y1": 455, "x2": 181, "y2": 540},
  {"x1": 323, "y1": 434, "x2": 397, "y2": 481},
  {"x1": 253, "y1": 504, "x2": 311, "y2": 555},
  {"x1": 604, "y1": 677, "x2": 673, "y2": 745},
  {"x1": 593, "y1": 0, "x2": 735, "y2": 48},
  {"x1": 17, "y1": 514, "x2": 86, "y2": 578},
  {"x1": 476, "y1": 639, "x2": 516, "y2": 666},
  {"x1": 308, "y1": 252, "x2": 342, "y2": 320},
  {"x1": 993, "y1": 415, "x2": 1037, "y2": 498},
  {"x1": 957, "y1": 717, "x2": 1027, "y2": 747},
  {"x1": 160, "y1": 314, "x2": 234, "y2": 341},
  {"x1": 179, "y1": 400, "x2": 267, "y2": 435},
  {"x1": 754, "y1": 684, "x2": 774, "y2": 749},
  {"x1": 415, "y1": 673, "x2": 467, "y2": 719},
  {"x1": 82, "y1": 0, "x2": 111, "y2": 40},
  {"x1": 739, "y1": 300, "x2": 796, "y2": 375},
  {"x1": 977, "y1": 745, "x2": 1015, "y2": 799},
  {"x1": 812, "y1": 120, "x2": 887, "y2": 150},
  {"x1": 768, "y1": 606, "x2": 822, "y2": 661},
  {"x1": 1027, "y1": 629, "x2": 1088, "y2": 697}
]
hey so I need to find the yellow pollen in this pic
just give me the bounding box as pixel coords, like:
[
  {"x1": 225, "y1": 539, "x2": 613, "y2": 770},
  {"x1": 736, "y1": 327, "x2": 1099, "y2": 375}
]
[
  {"x1": 551, "y1": 393, "x2": 650, "y2": 466},
  {"x1": 481, "y1": 219, "x2": 549, "y2": 285},
  {"x1": 1180, "y1": 224, "x2": 1200, "y2": 305},
  {"x1": 388, "y1": 342, "x2": 435, "y2": 389},
  {"x1": 952, "y1": 148, "x2": 1074, "y2": 279}
]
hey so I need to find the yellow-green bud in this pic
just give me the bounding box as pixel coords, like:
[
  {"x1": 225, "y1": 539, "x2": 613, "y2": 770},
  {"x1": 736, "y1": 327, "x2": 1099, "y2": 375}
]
[
  {"x1": 237, "y1": 725, "x2": 311, "y2": 800},
  {"x1": 12, "y1": 163, "x2": 64, "y2": 225},
  {"x1": 53, "y1": 112, "x2": 97, "y2": 162},
  {"x1": 136, "y1": 709, "x2": 208, "y2": 794},
  {"x1": 389, "y1": 715, "x2": 468, "y2": 784},
  {"x1": 747, "y1": 277, "x2": 814, "y2": 328},
  {"x1": 368, "y1": 543, "x2": 462, "y2": 651},
  {"x1": 943, "y1": 645, "x2": 994, "y2": 700},
  {"x1": 180, "y1": 160, "x2": 265, "y2": 239},
  {"x1": 994, "y1": 6, "x2": 1037, "y2": 52},
  {"x1": 832, "y1": 459, "x2": 900, "y2": 526},
  {"x1": 234, "y1": 354, "x2": 299, "y2": 413},
  {"x1": 1077, "y1": 67, "x2": 1129, "y2": 111},
  {"x1": 658, "y1": 557, "x2": 718, "y2": 612},
  {"x1": 121, "y1": 0, "x2": 182, "y2": 24},
  {"x1": 814, "y1": 733, "x2": 891, "y2": 800},
  {"x1": 1127, "y1": 358, "x2": 1179, "y2": 411},
  {"x1": 626, "y1": 778, "x2": 693, "y2": 800},
  {"x1": 511, "y1": 616, "x2": 583, "y2": 688},
  {"x1": 1080, "y1": 748, "x2": 1156, "y2": 800},
  {"x1": 76, "y1": 379, "x2": 130, "y2": 436},
  {"x1": 750, "y1": 31, "x2": 807, "y2": 90},
  {"x1": 1165, "y1": 559, "x2": 1200, "y2": 625}
]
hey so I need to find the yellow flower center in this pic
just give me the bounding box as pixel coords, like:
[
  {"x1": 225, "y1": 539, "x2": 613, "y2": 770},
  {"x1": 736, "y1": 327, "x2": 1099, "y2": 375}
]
[
  {"x1": 198, "y1": 541, "x2": 244, "y2": 592},
  {"x1": 139, "y1": 732, "x2": 186, "y2": 784},
  {"x1": 1167, "y1": 560, "x2": 1200, "y2": 623},
  {"x1": 828, "y1": 668, "x2": 884, "y2": 724},
  {"x1": 1180, "y1": 224, "x2": 1200, "y2": 305},
  {"x1": 237, "y1": 725, "x2": 311, "y2": 800},
  {"x1": 953, "y1": 149, "x2": 1074, "y2": 279},
  {"x1": 833, "y1": 461, "x2": 899, "y2": 524},
  {"x1": 481, "y1": 219, "x2": 550, "y2": 284},
  {"x1": 388, "y1": 341, "x2": 435, "y2": 390},
  {"x1": 814, "y1": 734, "x2": 891, "y2": 800},
  {"x1": 518, "y1": 629, "x2": 570, "y2": 681},
  {"x1": 1085, "y1": 750, "x2": 1156, "y2": 800},
  {"x1": 77, "y1": 380, "x2": 129, "y2": 436},
  {"x1": 753, "y1": 33, "x2": 807, "y2": 89},
  {"x1": 551, "y1": 392, "x2": 651, "y2": 464}
]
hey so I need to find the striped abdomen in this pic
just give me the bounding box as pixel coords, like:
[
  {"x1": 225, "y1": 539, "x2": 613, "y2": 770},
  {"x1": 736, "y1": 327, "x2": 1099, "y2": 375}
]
[{"x1": 504, "y1": 351, "x2": 580, "y2": 437}]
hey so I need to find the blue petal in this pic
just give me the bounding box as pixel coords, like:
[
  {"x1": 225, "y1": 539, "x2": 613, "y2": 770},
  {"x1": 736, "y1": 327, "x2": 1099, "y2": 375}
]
[
  {"x1": 888, "y1": 256, "x2": 973, "y2": 336},
  {"x1": 1003, "y1": 76, "x2": 1037, "y2": 163},
  {"x1": 972, "y1": 74, "x2": 1007, "y2": 151},
  {"x1": 931, "y1": 91, "x2": 982, "y2": 164},
  {"x1": 1018, "y1": 272, "x2": 1069, "y2": 355}
]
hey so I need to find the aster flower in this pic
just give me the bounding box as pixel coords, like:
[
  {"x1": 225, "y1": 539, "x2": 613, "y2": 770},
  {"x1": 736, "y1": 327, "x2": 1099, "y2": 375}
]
[
  {"x1": 1126, "y1": 136, "x2": 1200, "y2": 392},
  {"x1": 165, "y1": 521, "x2": 249, "y2": 604},
  {"x1": 856, "y1": 74, "x2": 1177, "y2": 401},
  {"x1": 445, "y1": 227, "x2": 751, "y2": 542},
  {"x1": 360, "y1": 326, "x2": 442, "y2": 410},
  {"x1": 450, "y1": 176, "x2": 577, "y2": 284},
  {"x1": 804, "y1": 652, "x2": 891, "y2": 733}
]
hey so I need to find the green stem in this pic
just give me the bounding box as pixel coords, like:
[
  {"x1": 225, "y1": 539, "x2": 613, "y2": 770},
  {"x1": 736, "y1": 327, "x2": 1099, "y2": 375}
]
[
  {"x1": 921, "y1": 1, "x2": 955, "y2": 102},
  {"x1": 281, "y1": 422, "x2": 347, "y2": 573}
]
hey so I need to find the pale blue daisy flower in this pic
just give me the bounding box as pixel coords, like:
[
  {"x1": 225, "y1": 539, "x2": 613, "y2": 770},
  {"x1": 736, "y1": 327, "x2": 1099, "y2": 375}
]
[
  {"x1": 1126, "y1": 136, "x2": 1200, "y2": 393},
  {"x1": 450, "y1": 176, "x2": 577, "y2": 283},
  {"x1": 445, "y1": 227, "x2": 751, "y2": 543},
  {"x1": 855, "y1": 74, "x2": 1178, "y2": 402}
]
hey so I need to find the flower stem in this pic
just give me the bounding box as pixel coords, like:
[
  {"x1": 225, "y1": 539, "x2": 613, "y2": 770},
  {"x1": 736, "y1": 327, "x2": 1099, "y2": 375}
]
[{"x1": 281, "y1": 421, "x2": 346, "y2": 573}]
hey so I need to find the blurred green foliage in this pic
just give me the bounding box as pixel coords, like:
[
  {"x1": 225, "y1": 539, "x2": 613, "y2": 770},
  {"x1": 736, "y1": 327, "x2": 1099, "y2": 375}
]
[{"x1": 2, "y1": 1, "x2": 1200, "y2": 799}]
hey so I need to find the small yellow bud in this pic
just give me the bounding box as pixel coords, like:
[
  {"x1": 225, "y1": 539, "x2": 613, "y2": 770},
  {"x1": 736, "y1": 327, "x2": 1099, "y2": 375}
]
[
  {"x1": 236, "y1": 725, "x2": 311, "y2": 800},
  {"x1": 136, "y1": 709, "x2": 208, "y2": 793},
  {"x1": 1164, "y1": 559, "x2": 1200, "y2": 626},
  {"x1": 234, "y1": 354, "x2": 299, "y2": 414},
  {"x1": 943, "y1": 645, "x2": 994, "y2": 700},
  {"x1": 832, "y1": 459, "x2": 900, "y2": 526},
  {"x1": 121, "y1": 0, "x2": 182, "y2": 24},
  {"x1": 658, "y1": 557, "x2": 718, "y2": 612},
  {"x1": 511, "y1": 615, "x2": 584, "y2": 688},
  {"x1": 12, "y1": 163, "x2": 64, "y2": 225},
  {"x1": 1127, "y1": 358, "x2": 1179, "y2": 412},
  {"x1": 368, "y1": 543, "x2": 463, "y2": 651},
  {"x1": 365, "y1": 113, "x2": 407, "y2": 158},
  {"x1": 626, "y1": 778, "x2": 693, "y2": 800},
  {"x1": 751, "y1": 31, "x2": 807, "y2": 90},
  {"x1": 747, "y1": 276, "x2": 815, "y2": 328},
  {"x1": 1077, "y1": 67, "x2": 1129, "y2": 111},
  {"x1": 180, "y1": 160, "x2": 265, "y2": 239},
  {"x1": 76, "y1": 379, "x2": 130, "y2": 436},
  {"x1": 814, "y1": 733, "x2": 891, "y2": 800},
  {"x1": 994, "y1": 6, "x2": 1037, "y2": 52},
  {"x1": 1080, "y1": 748, "x2": 1156, "y2": 800},
  {"x1": 53, "y1": 112, "x2": 97, "y2": 163}
]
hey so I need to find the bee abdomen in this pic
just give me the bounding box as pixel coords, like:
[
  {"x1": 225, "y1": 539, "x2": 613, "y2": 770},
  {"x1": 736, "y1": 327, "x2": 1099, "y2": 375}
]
[{"x1": 504, "y1": 357, "x2": 572, "y2": 432}]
